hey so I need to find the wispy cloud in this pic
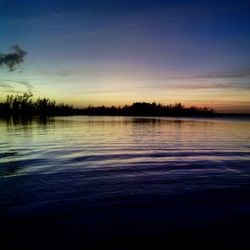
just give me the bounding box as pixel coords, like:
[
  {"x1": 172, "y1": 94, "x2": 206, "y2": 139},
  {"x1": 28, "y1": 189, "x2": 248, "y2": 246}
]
[
  {"x1": 143, "y1": 82, "x2": 250, "y2": 90},
  {"x1": 0, "y1": 79, "x2": 33, "y2": 93},
  {"x1": 175, "y1": 69, "x2": 250, "y2": 80},
  {"x1": 0, "y1": 82, "x2": 16, "y2": 93},
  {"x1": 173, "y1": 82, "x2": 250, "y2": 89},
  {"x1": 0, "y1": 82, "x2": 14, "y2": 88}
]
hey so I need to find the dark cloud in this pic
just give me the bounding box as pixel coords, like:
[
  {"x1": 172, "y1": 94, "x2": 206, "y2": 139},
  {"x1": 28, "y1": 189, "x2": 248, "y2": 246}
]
[{"x1": 0, "y1": 45, "x2": 27, "y2": 71}]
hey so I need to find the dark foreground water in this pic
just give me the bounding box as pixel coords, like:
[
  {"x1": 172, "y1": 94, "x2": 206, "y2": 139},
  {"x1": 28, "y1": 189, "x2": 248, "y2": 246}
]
[{"x1": 1, "y1": 116, "x2": 250, "y2": 249}]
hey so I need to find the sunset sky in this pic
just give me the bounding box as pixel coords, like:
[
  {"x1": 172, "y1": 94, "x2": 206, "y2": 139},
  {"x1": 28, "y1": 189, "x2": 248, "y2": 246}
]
[{"x1": 1, "y1": 0, "x2": 250, "y2": 112}]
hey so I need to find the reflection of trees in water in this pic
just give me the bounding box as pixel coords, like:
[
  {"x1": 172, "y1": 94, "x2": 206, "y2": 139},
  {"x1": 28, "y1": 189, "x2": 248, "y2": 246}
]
[
  {"x1": 0, "y1": 115, "x2": 54, "y2": 127},
  {"x1": 131, "y1": 118, "x2": 162, "y2": 124}
]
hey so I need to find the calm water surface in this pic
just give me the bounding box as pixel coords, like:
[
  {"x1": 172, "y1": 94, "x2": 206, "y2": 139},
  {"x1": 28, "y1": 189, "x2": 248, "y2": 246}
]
[{"x1": 1, "y1": 116, "x2": 250, "y2": 248}]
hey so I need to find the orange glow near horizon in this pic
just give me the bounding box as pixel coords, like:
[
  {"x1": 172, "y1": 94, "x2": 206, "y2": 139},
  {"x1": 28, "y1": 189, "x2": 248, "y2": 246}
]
[{"x1": 1, "y1": 71, "x2": 249, "y2": 113}]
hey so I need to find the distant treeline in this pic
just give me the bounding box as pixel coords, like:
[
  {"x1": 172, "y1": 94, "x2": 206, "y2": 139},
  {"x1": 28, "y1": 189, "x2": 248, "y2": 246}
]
[
  {"x1": 0, "y1": 92, "x2": 216, "y2": 117},
  {"x1": 84, "y1": 102, "x2": 215, "y2": 116}
]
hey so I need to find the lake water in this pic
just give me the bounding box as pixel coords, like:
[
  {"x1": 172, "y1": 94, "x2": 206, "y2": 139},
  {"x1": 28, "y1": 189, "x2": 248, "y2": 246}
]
[{"x1": 1, "y1": 116, "x2": 250, "y2": 248}]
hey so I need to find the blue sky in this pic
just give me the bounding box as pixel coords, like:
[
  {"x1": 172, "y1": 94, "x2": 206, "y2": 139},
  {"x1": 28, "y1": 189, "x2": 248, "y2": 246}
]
[{"x1": 1, "y1": 0, "x2": 250, "y2": 112}]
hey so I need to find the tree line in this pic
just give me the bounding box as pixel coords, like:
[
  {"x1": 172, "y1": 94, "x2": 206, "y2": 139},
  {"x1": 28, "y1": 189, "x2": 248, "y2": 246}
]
[{"x1": 0, "y1": 92, "x2": 215, "y2": 117}]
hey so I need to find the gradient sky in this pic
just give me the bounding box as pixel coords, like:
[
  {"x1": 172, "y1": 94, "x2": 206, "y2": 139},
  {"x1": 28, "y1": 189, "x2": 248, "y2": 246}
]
[{"x1": 1, "y1": 0, "x2": 250, "y2": 112}]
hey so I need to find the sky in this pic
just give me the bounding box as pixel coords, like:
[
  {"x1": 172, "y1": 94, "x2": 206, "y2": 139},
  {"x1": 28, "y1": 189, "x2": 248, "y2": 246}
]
[{"x1": 0, "y1": 0, "x2": 250, "y2": 112}]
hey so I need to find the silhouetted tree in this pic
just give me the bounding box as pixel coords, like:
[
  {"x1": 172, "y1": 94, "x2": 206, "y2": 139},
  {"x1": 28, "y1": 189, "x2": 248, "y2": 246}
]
[{"x1": 0, "y1": 94, "x2": 216, "y2": 117}]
